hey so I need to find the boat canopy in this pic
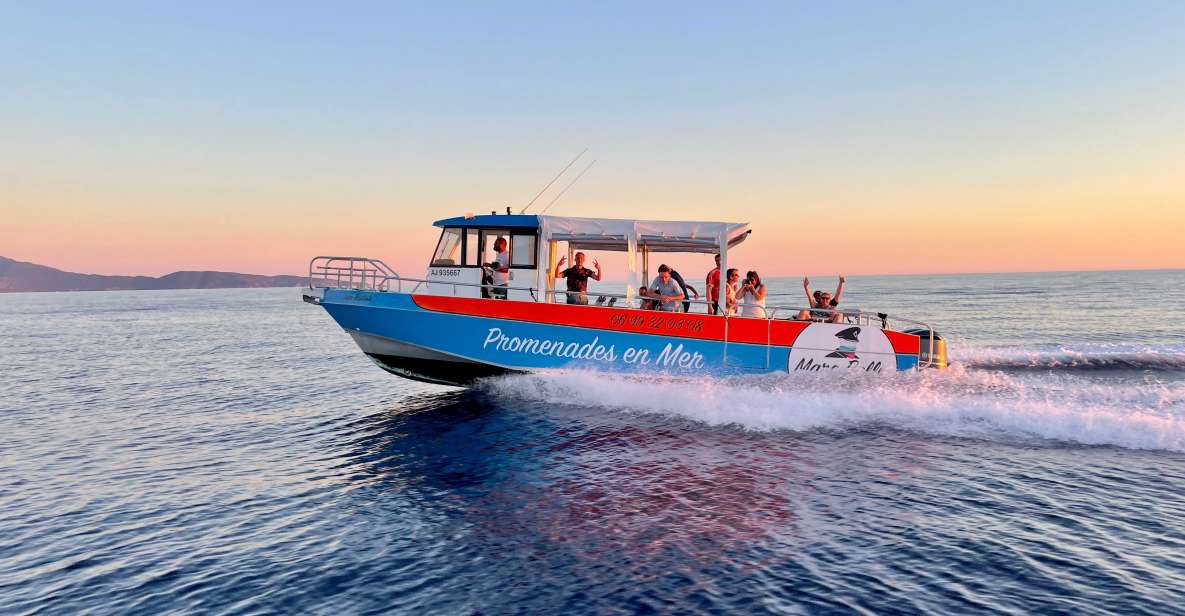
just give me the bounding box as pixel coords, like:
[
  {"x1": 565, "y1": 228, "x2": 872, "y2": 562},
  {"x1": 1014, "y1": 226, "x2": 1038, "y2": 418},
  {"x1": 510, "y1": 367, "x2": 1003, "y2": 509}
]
[
  {"x1": 536, "y1": 215, "x2": 750, "y2": 304},
  {"x1": 431, "y1": 213, "x2": 751, "y2": 253},
  {"x1": 430, "y1": 213, "x2": 751, "y2": 302},
  {"x1": 538, "y1": 215, "x2": 750, "y2": 254}
]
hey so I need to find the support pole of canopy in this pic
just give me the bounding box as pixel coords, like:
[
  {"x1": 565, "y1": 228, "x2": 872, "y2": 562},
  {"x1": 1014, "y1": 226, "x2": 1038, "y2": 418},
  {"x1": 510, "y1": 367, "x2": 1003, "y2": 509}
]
[
  {"x1": 546, "y1": 240, "x2": 557, "y2": 303},
  {"x1": 717, "y1": 230, "x2": 729, "y2": 317},
  {"x1": 642, "y1": 245, "x2": 650, "y2": 289},
  {"x1": 625, "y1": 228, "x2": 639, "y2": 307},
  {"x1": 537, "y1": 217, "x2": 553, "y2": 303}
]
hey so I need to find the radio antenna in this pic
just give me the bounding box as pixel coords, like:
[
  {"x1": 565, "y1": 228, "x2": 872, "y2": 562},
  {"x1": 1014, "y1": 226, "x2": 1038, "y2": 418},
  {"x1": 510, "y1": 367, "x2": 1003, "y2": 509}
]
[
  {"x1": 520, "y1": 147, "x2": 588, "y2": 214},
  {"x1": 539, "y1": 159, "x2": 596, "y2": 215}
]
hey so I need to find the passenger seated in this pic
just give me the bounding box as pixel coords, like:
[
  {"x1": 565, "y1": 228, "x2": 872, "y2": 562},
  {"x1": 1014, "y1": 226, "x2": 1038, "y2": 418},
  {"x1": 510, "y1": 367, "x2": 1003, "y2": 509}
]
[
  {"x1": 797, "y1": 276, "x2": 846, "y2": 322},
  {"x1": 637, "y1": 286, "x2": 656, "y2": 310}
]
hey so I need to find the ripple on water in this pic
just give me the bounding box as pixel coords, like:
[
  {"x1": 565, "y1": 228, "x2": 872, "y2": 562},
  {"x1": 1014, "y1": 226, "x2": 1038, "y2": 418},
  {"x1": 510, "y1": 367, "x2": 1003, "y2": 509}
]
[{"x1": 2, "y1": 281, "x2": 1185, "y2": 614}]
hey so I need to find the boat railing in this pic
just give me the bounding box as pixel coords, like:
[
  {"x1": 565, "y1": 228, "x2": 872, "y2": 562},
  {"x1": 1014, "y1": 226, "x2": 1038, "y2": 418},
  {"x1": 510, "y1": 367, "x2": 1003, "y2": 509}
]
[
  {"x1": 309, "y1": 256, "x2": 401, "y2": 291},
  {"x1": 307, "y1": 258, "x2": 935, "y2": 367}
]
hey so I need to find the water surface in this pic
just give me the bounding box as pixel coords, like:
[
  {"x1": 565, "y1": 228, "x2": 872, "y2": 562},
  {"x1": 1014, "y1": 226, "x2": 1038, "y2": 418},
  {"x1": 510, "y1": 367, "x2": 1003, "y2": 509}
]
[{"x1": 3, "y1": 270, "x2": 1184, "y2": 614}]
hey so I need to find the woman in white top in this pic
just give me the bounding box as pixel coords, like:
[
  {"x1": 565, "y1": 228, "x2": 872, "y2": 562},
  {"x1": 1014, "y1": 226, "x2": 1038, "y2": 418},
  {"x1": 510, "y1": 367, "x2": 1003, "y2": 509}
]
[
  {"x1": 723, "y1": 269, "x2": 741, "y2": 316},
  {"x1": 738, "y1": 270, "x2": 767, "y2": 318}
]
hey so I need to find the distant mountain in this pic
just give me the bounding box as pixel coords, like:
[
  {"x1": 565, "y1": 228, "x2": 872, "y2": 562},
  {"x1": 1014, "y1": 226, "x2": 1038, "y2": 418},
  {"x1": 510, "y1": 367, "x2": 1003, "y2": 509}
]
[{"x1": 0, "y1": 256, "x2": 308, "y2": 293}]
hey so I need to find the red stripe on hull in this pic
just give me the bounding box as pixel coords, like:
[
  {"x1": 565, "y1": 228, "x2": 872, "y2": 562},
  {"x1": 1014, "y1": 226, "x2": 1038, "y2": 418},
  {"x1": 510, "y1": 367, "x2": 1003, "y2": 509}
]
[
  {"x1": 771, "y1": 319, "x2": 810, "y2": 347},
  {"x1": 883, "y1": 330, "x2": 921, "y2": 355},
  {"x1": 410, "y1": 295, "x2": 803, "y2": 345}
]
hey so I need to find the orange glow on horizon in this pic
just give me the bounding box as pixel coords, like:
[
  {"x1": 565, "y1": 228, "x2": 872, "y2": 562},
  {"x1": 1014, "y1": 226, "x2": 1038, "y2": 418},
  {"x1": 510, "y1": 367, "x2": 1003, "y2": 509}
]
[{"x1": 3, "y1": 158, "x2": 1182, "y2": 279}]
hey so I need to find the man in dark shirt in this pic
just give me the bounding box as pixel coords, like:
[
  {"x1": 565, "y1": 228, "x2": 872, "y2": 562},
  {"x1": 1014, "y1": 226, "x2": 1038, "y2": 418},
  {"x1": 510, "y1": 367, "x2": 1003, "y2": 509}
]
[{"x1": 554, "y1": 252, "x2": 602, "y2": 305}]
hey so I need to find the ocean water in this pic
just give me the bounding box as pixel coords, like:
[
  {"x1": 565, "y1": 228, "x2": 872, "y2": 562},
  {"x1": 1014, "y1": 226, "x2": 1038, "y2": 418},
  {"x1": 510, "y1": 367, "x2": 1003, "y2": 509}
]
[{"x1": 3, "y1": 269, "x2": 1185, "y2": 614}]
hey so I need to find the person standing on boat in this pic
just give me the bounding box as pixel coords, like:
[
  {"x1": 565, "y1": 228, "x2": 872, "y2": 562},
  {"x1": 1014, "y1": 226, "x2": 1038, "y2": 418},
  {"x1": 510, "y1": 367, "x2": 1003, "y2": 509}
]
[
  {"x1": 706, "y1": 254, "x2": 721, "y2": 315},
  {"x1": 650, "y1": 265, "x2": 685, "y2": 312},
  {"x1": 554, "y1": 252, "x2": 602, "y2": 305},
  {"x1": 724, "y1": 268, "x2": 741, "y2": 316},
  {"x1": 738, "y1": 271, "x2": 767, "y2": 318},
  {"x1": 487, "y1": 237, "x2": 511, "y2": 299},
  {"x1": 797, "y1": 276, "x2": 846, "y2": 322}
]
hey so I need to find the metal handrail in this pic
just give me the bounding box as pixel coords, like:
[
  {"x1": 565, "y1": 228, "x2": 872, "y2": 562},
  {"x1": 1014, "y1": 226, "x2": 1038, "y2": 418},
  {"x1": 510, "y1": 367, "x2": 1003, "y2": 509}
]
[
  {"x1": 309, "y1": 256, "x2": 401, "y2": 292},
  {"x1": 306, "y1": 255, "x2": 936, "y2": 367}
]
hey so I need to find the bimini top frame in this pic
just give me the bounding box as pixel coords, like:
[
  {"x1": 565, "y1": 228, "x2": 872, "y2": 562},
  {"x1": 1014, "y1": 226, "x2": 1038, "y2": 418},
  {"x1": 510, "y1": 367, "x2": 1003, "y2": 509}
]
[
  {"x1": 432, "y1": 214, "x2": 751, "y2": 252},
  {"x1": 537, "y1": 215, "x2": 750, "y2": 254},
  {"x1": 536, "y1": 215, "x2": 750, "y2": 305},
  {"x1": 431, "y1": 213, "x2": 751, "y2": 305}
]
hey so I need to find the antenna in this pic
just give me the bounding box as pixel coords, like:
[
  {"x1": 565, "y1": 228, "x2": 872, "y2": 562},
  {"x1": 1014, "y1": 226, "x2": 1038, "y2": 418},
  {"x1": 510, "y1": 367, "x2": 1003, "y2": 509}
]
[
  {"x1": 520, "y1": 147, "x2": 588, "y2": 214},
  {"x1": 539, "y1": 159, "x2": 596, "y2": 215}
]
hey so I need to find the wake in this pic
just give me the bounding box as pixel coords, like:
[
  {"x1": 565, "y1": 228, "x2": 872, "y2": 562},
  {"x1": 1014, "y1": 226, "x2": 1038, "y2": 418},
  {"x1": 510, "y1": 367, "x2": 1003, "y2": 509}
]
[
  {"x1": 958, "y1": 344, "x2": 1185, "y2": 372},
  {"x1": 481, "y1": 346, "x2": 1185, "y2": 452}
]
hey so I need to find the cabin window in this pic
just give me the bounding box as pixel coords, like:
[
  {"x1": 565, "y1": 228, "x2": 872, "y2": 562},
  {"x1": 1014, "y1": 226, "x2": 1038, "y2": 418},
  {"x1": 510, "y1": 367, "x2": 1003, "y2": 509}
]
[
  {"x1": 431, "y1": 228, "x2": 463, "y2": 267},
  {"x1": 511, "y1": 234, "x2": 537, "y2": 267},
  {"x1": 463, "y1": 229, "x2": 480, "y2": 266},
  {"x1": 480, "y1": 229, "x2": 511, "y2": 267}
]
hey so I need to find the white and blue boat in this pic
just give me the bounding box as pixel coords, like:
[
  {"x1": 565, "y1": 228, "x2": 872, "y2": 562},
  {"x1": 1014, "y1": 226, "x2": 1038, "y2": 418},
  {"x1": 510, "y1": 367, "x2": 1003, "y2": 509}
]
[{"x1": 304, "y1": 214, "x2": 948, "y2": 386}]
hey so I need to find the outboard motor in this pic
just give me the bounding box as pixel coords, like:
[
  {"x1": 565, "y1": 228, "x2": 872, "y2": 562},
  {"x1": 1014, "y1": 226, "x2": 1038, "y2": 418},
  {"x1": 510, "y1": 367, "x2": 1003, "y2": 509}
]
[{"x1": 903, "y1": 328, "x2": 950, "y2": 369}]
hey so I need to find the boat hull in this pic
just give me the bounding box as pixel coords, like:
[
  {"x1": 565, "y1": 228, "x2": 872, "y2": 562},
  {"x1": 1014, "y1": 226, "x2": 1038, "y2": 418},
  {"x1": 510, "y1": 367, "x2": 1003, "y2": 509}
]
[{"x1": 312, "y1": 288, "x2": 924, "y2": 386}]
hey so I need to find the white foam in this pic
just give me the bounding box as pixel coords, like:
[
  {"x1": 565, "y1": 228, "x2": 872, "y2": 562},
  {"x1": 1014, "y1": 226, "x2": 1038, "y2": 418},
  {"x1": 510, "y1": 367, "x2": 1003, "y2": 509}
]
[
  {"x1": 955, "y1": 343, "x2": 1185, "y2": 371},
  {"x1": 481, "y1": 364, "x2": 1185, "y2": 452}
]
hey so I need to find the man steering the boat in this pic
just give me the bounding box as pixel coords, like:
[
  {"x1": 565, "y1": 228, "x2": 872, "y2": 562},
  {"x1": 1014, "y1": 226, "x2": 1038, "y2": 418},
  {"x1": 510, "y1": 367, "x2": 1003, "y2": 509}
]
[
  {"x1": 486, "y1": 237, "x2": 511, "y2": 299},
  {"x1": 554, "y1": 252, "x2": 602, "y2": 305}
]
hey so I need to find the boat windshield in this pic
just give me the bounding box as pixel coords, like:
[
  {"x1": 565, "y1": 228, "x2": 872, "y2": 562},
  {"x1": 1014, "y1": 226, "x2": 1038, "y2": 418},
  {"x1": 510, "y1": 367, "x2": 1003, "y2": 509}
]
[{"x1": 431, "y1": 228, "x2": 463, "y2": 266}]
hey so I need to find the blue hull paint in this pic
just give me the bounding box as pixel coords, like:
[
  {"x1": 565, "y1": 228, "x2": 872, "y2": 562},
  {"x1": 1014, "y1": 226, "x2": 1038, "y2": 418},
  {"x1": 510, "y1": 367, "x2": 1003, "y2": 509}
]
[{"x1": 317, "y1": 289, "x2": 918, "y2": 380}]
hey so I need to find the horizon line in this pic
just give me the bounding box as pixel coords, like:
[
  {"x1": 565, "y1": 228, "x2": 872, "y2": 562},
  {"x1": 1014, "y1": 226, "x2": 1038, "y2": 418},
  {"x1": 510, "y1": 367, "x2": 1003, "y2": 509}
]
[{"x1": 5, "y1": 254, "x2": 1183, "y2": 282}]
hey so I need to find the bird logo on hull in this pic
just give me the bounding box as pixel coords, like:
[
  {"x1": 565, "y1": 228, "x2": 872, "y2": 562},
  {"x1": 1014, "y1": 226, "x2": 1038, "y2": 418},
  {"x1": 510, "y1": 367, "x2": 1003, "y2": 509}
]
[
  {"x1": 789, "y1": 325, "x2": 886, "y2": 374},
  {"x1": 826, "y1": 327, "x2": 861, "y2": 360}
]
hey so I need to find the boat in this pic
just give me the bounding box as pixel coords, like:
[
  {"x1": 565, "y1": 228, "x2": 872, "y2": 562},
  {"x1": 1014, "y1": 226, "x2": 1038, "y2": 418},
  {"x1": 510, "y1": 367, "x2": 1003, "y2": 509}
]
[{"x1": 304, "y1": 213, "x2": 949, "y2": 386}]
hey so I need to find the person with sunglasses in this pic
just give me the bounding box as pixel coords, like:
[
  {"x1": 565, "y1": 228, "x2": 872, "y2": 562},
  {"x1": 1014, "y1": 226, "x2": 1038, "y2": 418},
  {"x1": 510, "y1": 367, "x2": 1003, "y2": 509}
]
[{"x1": 797, "y1": 275, "x2": 846, "y2": 322}]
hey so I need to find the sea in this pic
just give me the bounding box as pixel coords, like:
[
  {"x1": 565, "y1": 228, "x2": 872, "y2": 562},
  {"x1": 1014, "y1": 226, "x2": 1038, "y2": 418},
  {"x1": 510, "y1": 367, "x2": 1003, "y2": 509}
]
[{"x1": 3, "y1": 269, "x2": 1184, "y2": 615}]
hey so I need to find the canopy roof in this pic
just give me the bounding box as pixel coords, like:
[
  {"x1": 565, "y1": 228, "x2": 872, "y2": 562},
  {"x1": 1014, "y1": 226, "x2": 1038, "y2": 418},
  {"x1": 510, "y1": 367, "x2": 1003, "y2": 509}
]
[
  {"x1": 432, "y1": 212, "x2": 750, "y2": 254},
  {"x1": 539, "y1": 215, "x2": 750, "y2": 254},
  {"x1": 432, "y1": 214, "x2": 539, "y2": 230}
]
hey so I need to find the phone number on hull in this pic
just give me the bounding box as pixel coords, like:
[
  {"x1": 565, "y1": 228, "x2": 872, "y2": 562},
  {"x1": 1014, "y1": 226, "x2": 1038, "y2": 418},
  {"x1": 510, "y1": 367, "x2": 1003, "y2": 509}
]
[{"x1": 607, "y1": 312, "x2": 705, "y2": 332}]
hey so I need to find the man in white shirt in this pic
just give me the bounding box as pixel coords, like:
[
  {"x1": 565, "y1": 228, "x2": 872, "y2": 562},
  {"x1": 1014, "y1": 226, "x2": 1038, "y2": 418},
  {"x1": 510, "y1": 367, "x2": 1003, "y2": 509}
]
[
  {"x1": 649, "y1": 264, "x2": 685, "y2": 312},
  {"x1": 487, "y1": 237, "x2": 510, "y2": 299}
]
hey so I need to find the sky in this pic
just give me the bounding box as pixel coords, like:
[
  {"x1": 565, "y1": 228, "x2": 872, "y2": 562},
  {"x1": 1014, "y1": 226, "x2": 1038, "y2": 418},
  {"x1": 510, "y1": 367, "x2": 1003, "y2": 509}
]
[{"x1": 2, "y1": 1, "x2": 1183, "y2": 277}]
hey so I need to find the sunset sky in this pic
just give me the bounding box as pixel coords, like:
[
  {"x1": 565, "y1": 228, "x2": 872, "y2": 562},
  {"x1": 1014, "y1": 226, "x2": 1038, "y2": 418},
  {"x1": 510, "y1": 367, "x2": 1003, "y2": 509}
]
[{"x1": 2, "y1": 2, "x2": 1183, "y2": 277}]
